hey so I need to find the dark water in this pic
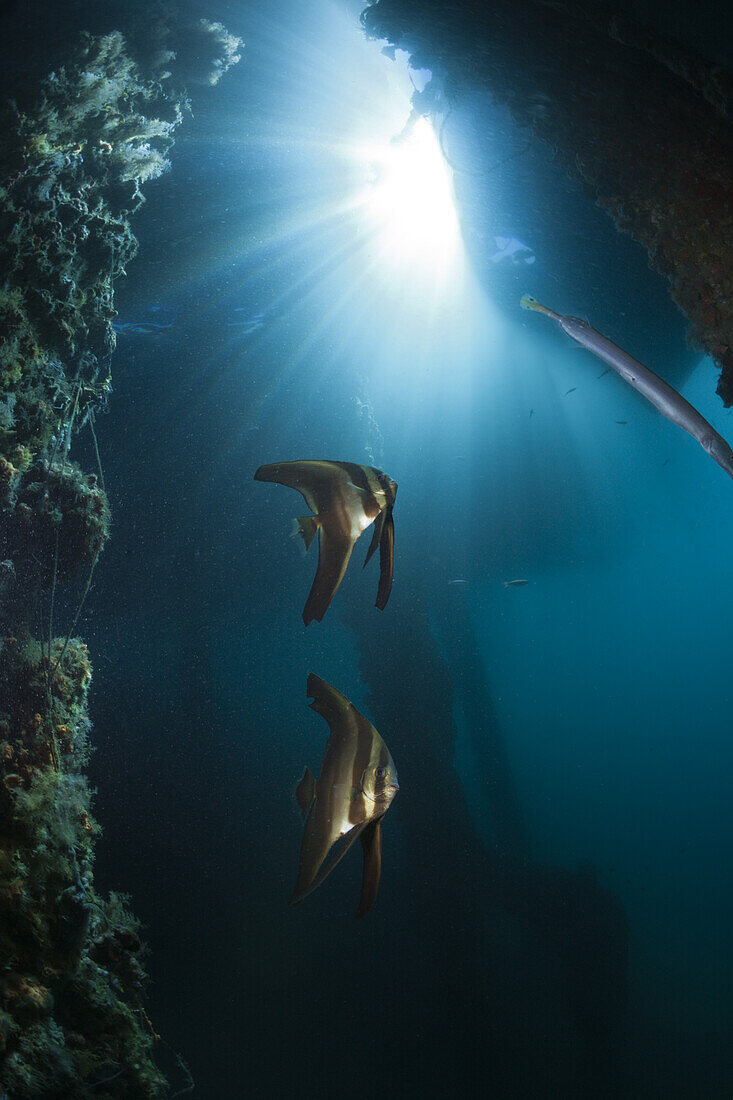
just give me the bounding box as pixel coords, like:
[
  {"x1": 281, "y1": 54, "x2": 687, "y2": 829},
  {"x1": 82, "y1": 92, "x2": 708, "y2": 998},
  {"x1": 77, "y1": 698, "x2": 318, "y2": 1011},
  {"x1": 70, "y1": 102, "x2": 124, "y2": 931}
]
[{"x1": 44, "y1": 0, "x2": 733, "y2": 1095}]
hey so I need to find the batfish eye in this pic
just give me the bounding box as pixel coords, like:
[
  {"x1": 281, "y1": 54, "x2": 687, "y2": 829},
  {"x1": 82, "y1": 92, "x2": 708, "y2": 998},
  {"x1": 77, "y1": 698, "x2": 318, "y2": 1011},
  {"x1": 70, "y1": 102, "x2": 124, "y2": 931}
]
[{"x1": 375, "y1": 766, "x2": 386, "y2": 779}]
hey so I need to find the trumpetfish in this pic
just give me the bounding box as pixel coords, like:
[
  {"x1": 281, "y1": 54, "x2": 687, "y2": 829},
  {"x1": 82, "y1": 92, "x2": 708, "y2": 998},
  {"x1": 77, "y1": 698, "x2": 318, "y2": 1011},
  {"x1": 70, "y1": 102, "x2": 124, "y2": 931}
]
[{"x1": 521, "y1": 295, "x2": 733, "y2": 481}]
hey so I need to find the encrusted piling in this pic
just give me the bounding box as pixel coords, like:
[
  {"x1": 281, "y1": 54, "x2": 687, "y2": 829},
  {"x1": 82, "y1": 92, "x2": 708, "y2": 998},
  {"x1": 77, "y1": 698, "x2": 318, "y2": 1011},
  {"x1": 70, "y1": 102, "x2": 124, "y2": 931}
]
[
  {"x1": 362, "y1": 0, "x2": 733, "y2": 402},
  {"x1": 0, "y1": 16, "x2": 241, "y2": 1096}
]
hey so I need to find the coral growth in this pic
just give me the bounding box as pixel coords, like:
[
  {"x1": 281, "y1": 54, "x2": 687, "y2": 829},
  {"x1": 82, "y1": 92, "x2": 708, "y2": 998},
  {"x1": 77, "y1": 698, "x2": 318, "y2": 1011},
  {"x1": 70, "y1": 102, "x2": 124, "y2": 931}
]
[
  {"x1": 170, "y1": 19, "x2": 243, "y2": 86},
  {"x1": 0, "y1": 639, "x2": 167, "y2": 1098},
  {"x1": 1, "y1": 458, "x2": 110, "y2": 633},
  {"x1": 0, "y1": 30, "x2": 183, "y2": 470}
]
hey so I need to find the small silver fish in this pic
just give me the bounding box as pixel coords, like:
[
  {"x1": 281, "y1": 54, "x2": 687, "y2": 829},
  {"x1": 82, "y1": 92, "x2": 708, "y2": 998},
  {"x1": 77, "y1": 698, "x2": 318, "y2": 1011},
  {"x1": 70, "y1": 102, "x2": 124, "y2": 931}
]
[
  {"x1": 226, "y1": 309, "x2": 266, "y2": 332},
  {"x1": 502, "y1": 579, "x2": 529, "y2": 588}
]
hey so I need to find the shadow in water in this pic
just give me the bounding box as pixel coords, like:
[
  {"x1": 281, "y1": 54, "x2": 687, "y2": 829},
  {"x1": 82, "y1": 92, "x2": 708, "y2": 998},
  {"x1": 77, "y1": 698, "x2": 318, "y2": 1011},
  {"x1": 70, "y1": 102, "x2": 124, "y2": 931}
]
[{"x1": 343, "y1": 579, "x2": 629, "y2": 1095}]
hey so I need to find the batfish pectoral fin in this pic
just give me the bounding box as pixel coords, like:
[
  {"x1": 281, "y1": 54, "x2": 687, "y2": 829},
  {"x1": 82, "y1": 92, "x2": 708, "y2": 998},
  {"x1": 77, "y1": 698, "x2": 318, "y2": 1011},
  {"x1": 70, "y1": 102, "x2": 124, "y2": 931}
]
[
  {"x1": 346, "y1": 481, "x2": 370, "y2": 498},
  {"x1": 293, "y1": 515, "x2": 320, "y2": 553},
  {"x1": 362, "y1": 507, "x2": 386, "y2": 570},
  {"x1": 375, "y1": 507, "x2": 394, "y2": 611},
  {"x1": 347, "y1": 481, "x2": 383, "y2": 518},
  {"x1": 356, "y1": 817, "x2": 383, "y2": 918},
  {"x1": 302, "y1": 528, "x2": 355, "y2": 625},
  {"x1": 295, "y1": 766, "x2": 316, "y2": 821},
  {"x1": 289, "y1": 819, "x2": 369, "y2": 907}
]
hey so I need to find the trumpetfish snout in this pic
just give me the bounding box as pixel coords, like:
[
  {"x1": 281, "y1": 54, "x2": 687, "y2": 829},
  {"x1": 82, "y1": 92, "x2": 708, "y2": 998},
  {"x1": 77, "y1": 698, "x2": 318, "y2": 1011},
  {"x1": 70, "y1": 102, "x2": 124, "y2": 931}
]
[{"x1": 520, "y1": 295, "x2": 562, "y2": 323}]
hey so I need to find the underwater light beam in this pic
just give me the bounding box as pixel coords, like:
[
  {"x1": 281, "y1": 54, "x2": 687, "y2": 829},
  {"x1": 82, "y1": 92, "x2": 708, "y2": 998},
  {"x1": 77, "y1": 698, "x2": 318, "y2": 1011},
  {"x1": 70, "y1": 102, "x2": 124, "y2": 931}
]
[{"x1": 361, "y1": 116, "x2": 461, "y2": 269}]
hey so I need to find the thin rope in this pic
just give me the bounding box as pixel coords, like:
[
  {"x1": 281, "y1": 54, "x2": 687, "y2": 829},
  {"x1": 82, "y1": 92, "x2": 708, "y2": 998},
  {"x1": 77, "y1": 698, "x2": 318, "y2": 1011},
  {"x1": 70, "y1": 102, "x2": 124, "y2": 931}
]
[
  {"x1": 88, "y1": 412, "x2": 106, "y2": 493},
  {"x1": 50, "y1": 414, "x2": 106, "y2": 678}
]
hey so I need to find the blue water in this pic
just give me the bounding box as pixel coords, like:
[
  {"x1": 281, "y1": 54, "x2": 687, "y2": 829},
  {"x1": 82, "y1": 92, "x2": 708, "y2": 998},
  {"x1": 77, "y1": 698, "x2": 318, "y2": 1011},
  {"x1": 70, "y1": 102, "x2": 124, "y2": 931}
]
[{"x1": 63, "y1": 1, "x2": 733, "y2": 1095}]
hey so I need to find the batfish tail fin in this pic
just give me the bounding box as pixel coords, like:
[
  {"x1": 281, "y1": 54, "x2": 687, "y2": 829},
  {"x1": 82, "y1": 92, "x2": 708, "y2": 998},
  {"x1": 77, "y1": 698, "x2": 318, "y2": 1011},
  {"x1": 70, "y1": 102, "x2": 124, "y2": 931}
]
[
  {"x1": 356, "y1": 818, "x2": 383, "y2": 918},
  {"x1": 295, "y1": 766, "x2": 316, "y2": 821},
  {"x1": 292, "y1": 515, "x2": 320, "y2": 553},
  {"x1": 375, "y1": 508, "x2": 394, "y2": 611}
]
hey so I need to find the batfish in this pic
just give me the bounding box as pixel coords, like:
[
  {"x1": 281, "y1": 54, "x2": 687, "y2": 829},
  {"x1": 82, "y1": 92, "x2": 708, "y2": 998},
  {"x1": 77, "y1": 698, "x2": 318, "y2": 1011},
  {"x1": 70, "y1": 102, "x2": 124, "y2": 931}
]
[
  {"x1": 254, "y1": 459, "x2": 398, "y2": 625},
  {"x1": 291, "y1": 674, "x2": 399, "y2": 916}
]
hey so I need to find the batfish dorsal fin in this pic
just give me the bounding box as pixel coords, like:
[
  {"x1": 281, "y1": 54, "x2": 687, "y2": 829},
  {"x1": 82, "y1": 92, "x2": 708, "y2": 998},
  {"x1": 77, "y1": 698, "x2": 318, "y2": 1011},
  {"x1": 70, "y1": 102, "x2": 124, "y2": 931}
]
[
  {"x1": 254, "y1": 460, "x2": 341, "y2": 492},
  {"x1": 306, "y1": 674, "x2": 354, "y2": 730},
  {"x1": 295, "y1": 766, "x2": 316, "y2": 821},
  {"x1": 356, "y1": 818, "x2": 383, "y2": 918},
  {"x1": 255, "y1": 462, "x2": 300, "y2": 490},
  {"x1": 254, "y1": 460, "x2": 346, "y2": 515},
  {"x1": 375, "y1": 507, "x2": 394, "y2": 610}
]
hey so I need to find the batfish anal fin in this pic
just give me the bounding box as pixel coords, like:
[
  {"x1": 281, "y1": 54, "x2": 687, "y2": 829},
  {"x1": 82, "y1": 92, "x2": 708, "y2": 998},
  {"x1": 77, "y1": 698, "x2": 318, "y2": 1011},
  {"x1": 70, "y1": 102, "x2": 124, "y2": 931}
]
[
  {"x1": 363, "y1": 507, "x2": 386, "y2": 570},
  {"x1": 293, "y1": 515, "x2": 320, "y2": 553},
  {"x1": 295, "y1": 766, "x2": 316, "y2": 821},
  {"x1": 356, "y1": 818, "x2": 383, "y2": 918},
  {"x1": 290, "y1": 819, "x2": 369, "y2": 906},
  {"x1": 302, "y1": 528, "x2": 355, "y2": 625},
  {"x1": 375, "y1": 508, "x2": 394, "y2": 611}
]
